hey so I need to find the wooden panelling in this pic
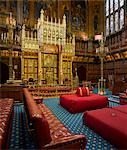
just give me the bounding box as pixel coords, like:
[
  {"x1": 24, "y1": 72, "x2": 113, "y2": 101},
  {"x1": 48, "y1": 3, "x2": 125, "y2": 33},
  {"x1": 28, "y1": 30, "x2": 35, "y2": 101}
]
[
  {"x1": 0, "y1": 84, "x2": 23, "y2": 102},
  {"x1": 104, "y1": 60, "x2": 127, "y2": 94}
]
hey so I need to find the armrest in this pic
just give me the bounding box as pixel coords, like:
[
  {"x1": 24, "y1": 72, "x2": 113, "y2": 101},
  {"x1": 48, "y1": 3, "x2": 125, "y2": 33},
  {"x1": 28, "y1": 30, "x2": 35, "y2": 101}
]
[
  {"x1": 44, "y1": 134, "x2": 86, "y2": 149},
  {"x1": 32, "y1": 115, "x2": 52, "y2": 147}
]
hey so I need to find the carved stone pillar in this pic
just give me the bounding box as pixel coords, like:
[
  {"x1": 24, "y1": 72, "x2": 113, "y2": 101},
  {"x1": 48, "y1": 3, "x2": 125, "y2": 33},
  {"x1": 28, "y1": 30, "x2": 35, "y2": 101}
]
[
  {"x1": 38, "y1": 50, "x2": 42, "y2": 85},
  {"x1": 21, "y1": 52, "x2": 24, "y2": 80},
  {"x1": 70, "y1": 59, "x2": 73, "y2": 88},
  {"x1": 6, "y1": 13, "x2": 16, "y2": 83},
  {"x1": 59, "y1": 47, "x2": 63, "y2": 85},
  {"x1": 8, "y1": 49, "x2": 13, "y2": 81}
]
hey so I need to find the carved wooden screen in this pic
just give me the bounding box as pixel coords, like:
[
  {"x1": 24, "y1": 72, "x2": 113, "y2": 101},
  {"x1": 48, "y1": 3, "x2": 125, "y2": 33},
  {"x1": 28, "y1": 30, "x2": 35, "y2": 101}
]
[
  {"x1": 62, "y1": 61, "x2": 71, "y2": 85},
  {"x1": 24, "y1": 58, "x2": 38, "y2": 80},
  {"x1": 43, "y1": 54, "x2": 58, "y2": 85}
]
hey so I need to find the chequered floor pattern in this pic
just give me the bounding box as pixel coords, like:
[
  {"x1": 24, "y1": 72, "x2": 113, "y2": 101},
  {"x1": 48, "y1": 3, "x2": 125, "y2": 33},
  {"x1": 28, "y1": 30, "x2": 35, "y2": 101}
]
[
  {"x1": 44, "y1": 98, "x2": 117, "y2": 150},
  {"x1": 9, "y1": 103, "x2": 36, "y2": 150},
  {"x1": 9, "y1": 97, "x2": 119, "y2": 150}
]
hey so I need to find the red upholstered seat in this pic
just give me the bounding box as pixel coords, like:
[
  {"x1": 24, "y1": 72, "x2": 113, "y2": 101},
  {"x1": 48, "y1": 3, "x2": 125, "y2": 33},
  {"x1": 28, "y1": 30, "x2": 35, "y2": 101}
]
[
  {"x1": 0, "y1": 98, "x2": 14, "y2": 149},
  {"x1": 23, "y1": 88, "x2": 86, "y2": 149},
  {"x1": 76, "y1": 87, "x2": 90, "y2": 96},
  {"x1": 23, "y1": 88, "x2": 52, "y2": 147},
  {"x1": 84, "y1": 108, "x2": 127, "y2": 149},
  {"x1": 32, "y1": 114, "x2": 52, "y2": 147},
  {"x1": 60, "y1": 93, "x2": 108, "y2": 113},
  {"x1": 113, "y1": 105, "x2": 127, "y2": 114},
  {"x1": 38, "y1": 104, "x2": 86, "y2": 149}
]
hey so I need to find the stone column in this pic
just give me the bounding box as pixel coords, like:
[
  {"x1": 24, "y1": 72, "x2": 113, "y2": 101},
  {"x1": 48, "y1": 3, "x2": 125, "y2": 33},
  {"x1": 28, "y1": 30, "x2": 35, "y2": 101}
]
[
  {"x1": 38, "y1": 50, "x2": 42, "y2": 85},
  {"x1": 21, "y1": 25, "x2": 25, "y2": 80},
  {"x1": 59, "y1": 46, "x2": 63, "y2": 85},
  {"x1": 70, "y1": 58, "x2": 73, "y2": 88},
  {"x1": 21, "y1": 52, "x2": 24, "y2": 80},
  {"x1": 8, "y1": 49, "x2": 13, "y2": 81},
  {"x1": 8, "y1": 25, "x2": 14, "y2": 82}
]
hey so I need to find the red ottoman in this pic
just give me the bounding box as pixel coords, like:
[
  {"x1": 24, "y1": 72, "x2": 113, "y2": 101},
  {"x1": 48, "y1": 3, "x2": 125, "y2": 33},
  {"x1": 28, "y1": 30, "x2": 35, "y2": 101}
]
[
  {"x1": 84, "y1": 108, "x2": 127, "y2": 149},
  {"x1": 113, "y1": 105, "x2": 127, "y2": 114},
  {"x1": 60, "y1": 93, "x2": 108, "y2": 113}
]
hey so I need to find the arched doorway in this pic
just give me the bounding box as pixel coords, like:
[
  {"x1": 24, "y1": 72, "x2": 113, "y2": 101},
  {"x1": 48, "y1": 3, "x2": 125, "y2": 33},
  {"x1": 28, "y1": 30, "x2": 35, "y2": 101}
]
[
  {"x1": 0, "y1": 62, "x2": 9, "y2": 84},
  {"x1": 77, "y1": 65, "x2": 86, "y2": 86}
]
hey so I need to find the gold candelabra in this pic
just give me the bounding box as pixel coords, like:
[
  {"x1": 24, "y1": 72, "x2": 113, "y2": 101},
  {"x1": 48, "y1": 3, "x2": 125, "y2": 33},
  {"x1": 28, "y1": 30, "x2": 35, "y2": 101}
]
[{"x1": 95, "y1": 32, "x2": 108, "y2": 95}]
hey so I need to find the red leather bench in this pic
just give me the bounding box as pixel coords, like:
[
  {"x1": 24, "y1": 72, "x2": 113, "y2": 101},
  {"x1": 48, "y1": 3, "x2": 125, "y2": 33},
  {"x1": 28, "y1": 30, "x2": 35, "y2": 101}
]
[
  {"x1": 33, "y1": 96, "x2": 43, "y2": 104},
  {"x1": 28, "y1": 86, "x2": 72, "y2": 97},
  {"x1": 23, "y1": 88, "x2": 86, "y2": 149},
  {"x1": 0, "y1": 98, "x2": 14, "y2": 149},
  {"x1": 84, "y1": 106, "x2": 127, "y2": 149}
]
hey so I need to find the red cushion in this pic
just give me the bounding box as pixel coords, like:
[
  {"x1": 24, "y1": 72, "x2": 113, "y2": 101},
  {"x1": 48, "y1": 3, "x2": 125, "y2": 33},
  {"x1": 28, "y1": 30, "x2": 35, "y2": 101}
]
[
  {"x1": 82, "y1": 87, "x2": 90, "y2": 96},
  {"x1": 76, "y1": 87, "x2": 82, "y2": 96},
  {"x1": 76, "y1": 87, "x2": 90, "y2": 96}
]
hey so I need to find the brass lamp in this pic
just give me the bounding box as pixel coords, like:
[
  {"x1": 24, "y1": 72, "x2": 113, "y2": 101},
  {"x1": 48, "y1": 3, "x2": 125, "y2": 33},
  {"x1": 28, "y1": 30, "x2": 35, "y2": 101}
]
[{"x1": 95, "y1": 32, "x2": 108, "y2": 95}]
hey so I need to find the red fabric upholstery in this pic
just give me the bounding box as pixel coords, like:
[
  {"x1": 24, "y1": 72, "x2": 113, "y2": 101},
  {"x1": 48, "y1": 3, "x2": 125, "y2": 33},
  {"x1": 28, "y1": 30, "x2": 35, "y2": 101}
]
[
  {"x1": 23, "y1": 88, "x2": 52, "y2": 147},
  {"x1": 76, "y1": 87, "x2": 90, "y2": 96},
  {"x1": 60, "y1": 93, "x2": 108, "y2": 113},
  {"x1": 23, "y1": 88, "x2": 42, "y2": 119},
  {"x1": 76, "y1": 87, "x2": 82, "y2": 96},
  {"x1": 38, "y1": 104, "x2": 86, "y2": 149},
  {"x1": 0, "y1": 98, "x2": 14, "y2": 149},
  {"x1": 33, "y1": 96, "x2": 43, "y2": 104},
  {"x1": 32, "y1": 114, "x2": 52, "y2": 147},
  {"x1": 84, "y1": 108, "x2": 127, "y2": 149},
  {"x1": 23, "y1": 88, "x2": 86, "y2": 149},
  {"x1": 82, "y1": 87, "x2": 90, "y2": 96},
  {"x1": 113, "y1": 105, "x2": 127, "y2": 114}
]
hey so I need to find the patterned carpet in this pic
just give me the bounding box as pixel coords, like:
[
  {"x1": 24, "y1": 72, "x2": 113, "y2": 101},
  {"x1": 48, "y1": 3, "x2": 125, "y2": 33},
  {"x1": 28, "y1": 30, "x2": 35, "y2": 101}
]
[
  {"x1": 44, "y1": 98, "x2": 117, "y2": 150},
  {"x1": 9, "y1": 97, "x2": 119, "y2": 150},
  {"x1": 9, "y1": 103, "x2": 36, "y2": 150}
]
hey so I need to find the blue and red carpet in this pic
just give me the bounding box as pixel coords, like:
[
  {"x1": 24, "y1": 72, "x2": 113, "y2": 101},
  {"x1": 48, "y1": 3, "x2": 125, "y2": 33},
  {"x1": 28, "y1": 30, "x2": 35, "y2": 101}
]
[{"x1": 9, "y1": 97, "x2": 118, "y2": 149}]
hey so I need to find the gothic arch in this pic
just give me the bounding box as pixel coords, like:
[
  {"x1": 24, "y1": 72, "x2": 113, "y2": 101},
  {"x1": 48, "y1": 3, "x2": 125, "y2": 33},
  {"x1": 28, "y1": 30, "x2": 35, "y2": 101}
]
[{"x1": 0, "y1": 61, "x2": 9, "y2": 84}]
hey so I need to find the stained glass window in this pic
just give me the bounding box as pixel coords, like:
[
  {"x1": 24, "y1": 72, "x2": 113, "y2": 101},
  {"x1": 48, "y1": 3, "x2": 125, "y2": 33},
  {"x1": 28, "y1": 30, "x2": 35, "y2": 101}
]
[
  {"x1": 114, "y1": 0, "x2": 118, "y2": 10},
  {"x1": 106, "y1": 0, "x2": 109, "y2": 16},
  {"x1": 110, "y1": 0, "x2": 113, "y2": 13},
  {"x1": 120, "y1": 8, "x2": 124, "y2": 29},
  {"x1": 120, "y1": 0, "x2": 124, "y2": 7},
  {"x1": 105, "y1": 0, "x2": 125, "y2": 36},
  {"x1": 106, "y1": 17, "x2": 109, "y2": 35},
  {"x1": 115, "y1": 12, "x2": 119, "y2": 31},
  {"x1": 110, "y1": 15, "x2": 114, "y2": 33}
]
